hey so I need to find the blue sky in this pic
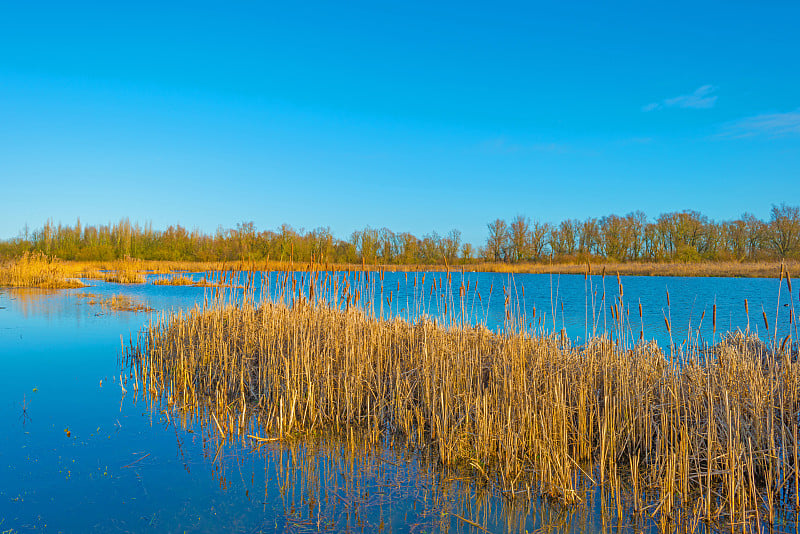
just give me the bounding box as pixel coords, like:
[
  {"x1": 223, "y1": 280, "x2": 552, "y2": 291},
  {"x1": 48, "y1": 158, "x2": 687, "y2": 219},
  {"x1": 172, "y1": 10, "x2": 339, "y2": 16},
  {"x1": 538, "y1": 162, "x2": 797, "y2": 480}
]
[{"x1": 1, "y1": 1, "x2": 798, "y2": 245}]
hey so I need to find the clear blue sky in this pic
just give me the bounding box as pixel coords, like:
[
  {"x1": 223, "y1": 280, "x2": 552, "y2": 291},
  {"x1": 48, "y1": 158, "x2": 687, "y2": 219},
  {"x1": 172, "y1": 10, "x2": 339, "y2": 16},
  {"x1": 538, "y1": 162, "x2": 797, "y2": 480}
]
[{"x1": 1, "y1": 1, "x2": 798, "y2": 245}]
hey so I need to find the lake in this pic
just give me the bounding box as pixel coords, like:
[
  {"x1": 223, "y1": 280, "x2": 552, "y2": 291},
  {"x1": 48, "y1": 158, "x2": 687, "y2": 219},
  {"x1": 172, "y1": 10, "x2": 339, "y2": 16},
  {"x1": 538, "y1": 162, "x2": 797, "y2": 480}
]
[{"x1": 1, "y1": 271, "x2": 796, "y2": 532}]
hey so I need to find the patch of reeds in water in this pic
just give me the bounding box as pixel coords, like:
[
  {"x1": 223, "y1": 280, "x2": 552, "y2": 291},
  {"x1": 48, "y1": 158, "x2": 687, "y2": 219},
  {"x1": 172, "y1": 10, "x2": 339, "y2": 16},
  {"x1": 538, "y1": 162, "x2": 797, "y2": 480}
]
[
  {"x1": 148, "y1": 272, "x2": 243, "y2": 288},
  {"x1": 0, "y1": 252, "x2": 84, "y2": 288},
  {"x1": 78, "y1": 293, "x2": 153, "y2": 313},
  {"x1": 151, "y1": 274, "x2": 196, "y2": 286},
  {"x1": 99, "y1": 258, "x2": 147, "y2": 284},
  {"x1": 126, "y1": 267, "x2": 800, "y2": 531}
]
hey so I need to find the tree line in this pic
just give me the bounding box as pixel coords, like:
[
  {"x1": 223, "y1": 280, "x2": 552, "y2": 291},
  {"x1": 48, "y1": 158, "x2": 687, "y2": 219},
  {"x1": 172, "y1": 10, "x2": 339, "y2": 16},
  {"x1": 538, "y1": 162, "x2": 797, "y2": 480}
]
[{"x1": 1, "y1": 204, "x2": 798, "y2": 264}]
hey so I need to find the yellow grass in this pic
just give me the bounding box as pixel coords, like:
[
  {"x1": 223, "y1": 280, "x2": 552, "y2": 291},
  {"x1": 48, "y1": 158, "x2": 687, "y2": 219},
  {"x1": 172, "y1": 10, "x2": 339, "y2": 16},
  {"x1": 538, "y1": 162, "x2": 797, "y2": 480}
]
[
  {"x1": 0, "y1": 252, "x2": 84, "y2": 288},
  {"x1": 96, "y1": 258, "x2": 147, "y2": 284},
  {"x1": 126, "y1": 268, "x2": 800, "y2": 529}
]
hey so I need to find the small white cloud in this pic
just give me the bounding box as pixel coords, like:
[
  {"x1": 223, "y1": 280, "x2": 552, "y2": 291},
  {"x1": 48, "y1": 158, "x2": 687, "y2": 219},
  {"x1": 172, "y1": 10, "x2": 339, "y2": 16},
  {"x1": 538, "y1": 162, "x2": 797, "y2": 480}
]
[
  {"x1": 718, "y1": 109, "x2": 800, "y2": 138},
  {"x1": 643, "y1": 85, "x2": 718, "y2": 112}
]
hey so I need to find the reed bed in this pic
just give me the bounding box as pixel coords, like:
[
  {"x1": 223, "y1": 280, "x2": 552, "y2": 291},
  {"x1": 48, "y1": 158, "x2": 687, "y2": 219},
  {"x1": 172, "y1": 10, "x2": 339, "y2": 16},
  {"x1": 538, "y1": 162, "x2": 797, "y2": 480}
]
[
  {"x1": 151, "y1": 274, "x2": 196, "y2": 286},
  {"x1": 99, "y1": 258, "x2": 147, "y2": 284},
  {"x1": 0, "y1": 252, "x2": 84, "y2": 288},
  {"x1": 127, "y1": 267, "x2": 800, "y2": 531},
  {"x1": 150, "y1": 273, "x2": 243, "y2": 288}
]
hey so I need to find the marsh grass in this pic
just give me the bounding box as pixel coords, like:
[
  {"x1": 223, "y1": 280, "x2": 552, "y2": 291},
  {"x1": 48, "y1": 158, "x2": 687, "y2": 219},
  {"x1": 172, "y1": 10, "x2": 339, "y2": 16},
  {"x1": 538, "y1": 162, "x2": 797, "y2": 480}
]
[
  {"x1": 0, "y1": 252, "x2": 84, "y2": 288},
  {"x1": 98, "y1": 258, "x2": 147, "y2": 284},
  {"x1": 127, "y1": 266, "x2": 800, "y2": 531}
]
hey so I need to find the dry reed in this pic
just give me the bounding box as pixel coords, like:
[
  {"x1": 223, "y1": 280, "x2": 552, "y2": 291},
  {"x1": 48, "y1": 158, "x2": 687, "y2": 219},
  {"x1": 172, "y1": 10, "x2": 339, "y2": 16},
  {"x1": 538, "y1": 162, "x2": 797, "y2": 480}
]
[
  {"x1": 126, "y1": 267, "x2": 800, "y2": 530},
  {"x1": 98, "y1": 258, "x2": 147, "y2": 284},
  {"x1": 151, "y1": 274, "x2": 196, "y2": 286},
  {"x1": 78, "y1": 293, "x2": 153, "y2": 312},
  {"x1": 0, "y1": 252, "x2": 84, "y2": 288}
]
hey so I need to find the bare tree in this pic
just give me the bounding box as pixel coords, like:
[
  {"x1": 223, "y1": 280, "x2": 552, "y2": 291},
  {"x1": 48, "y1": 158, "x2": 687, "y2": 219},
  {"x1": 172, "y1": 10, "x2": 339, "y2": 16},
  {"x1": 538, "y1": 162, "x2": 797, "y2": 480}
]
[
  {"x1": 529, "y1": 220, "x2": 551, "y2": 260},
  {"x1": 439, "y1": 229, "x2": 462, "y2": 264},
  {"x1": 486, "y1": 219, "x2": 509, "y2": 262},
  {"x1": 460, "y1": 242, "x2": 474, "y2": 263},
  {"x1": 509, "y1": 215, "x2": 530, "y2": 262},
  {"x1": 769, "y1": 203, "x2": 800, "y2": 258},
  {"x1": 578, "y1": 218, "x2": 600, "y2": 257},
  {"x1": 600, "y1": 215, "x2": 625, "y2": 260}
]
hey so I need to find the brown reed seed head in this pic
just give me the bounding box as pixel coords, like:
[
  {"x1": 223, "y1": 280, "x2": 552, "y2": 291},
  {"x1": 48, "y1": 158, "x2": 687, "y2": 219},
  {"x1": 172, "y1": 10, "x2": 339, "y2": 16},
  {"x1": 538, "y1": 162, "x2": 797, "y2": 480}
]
[{"x1": 713, "y1": 304, "x2": 717, "y2": 332}]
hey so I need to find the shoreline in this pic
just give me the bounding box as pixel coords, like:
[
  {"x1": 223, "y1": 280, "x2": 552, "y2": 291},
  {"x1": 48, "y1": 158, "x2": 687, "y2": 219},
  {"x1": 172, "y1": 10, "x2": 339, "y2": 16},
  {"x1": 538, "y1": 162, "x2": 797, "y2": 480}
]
[
  {"x1": 2, "y1": 255, "x2": 797, "y2": 290},
  {"x1": 68, "y1": 258, "x2": 800, "y2": 279}
]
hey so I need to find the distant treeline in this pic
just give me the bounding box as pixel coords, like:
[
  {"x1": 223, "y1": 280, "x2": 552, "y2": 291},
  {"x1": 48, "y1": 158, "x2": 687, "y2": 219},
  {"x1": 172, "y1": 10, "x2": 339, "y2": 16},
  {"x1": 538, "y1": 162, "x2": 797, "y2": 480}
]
[{"x1": 1, "y1": 204, "x2": 799, "y2": 264}]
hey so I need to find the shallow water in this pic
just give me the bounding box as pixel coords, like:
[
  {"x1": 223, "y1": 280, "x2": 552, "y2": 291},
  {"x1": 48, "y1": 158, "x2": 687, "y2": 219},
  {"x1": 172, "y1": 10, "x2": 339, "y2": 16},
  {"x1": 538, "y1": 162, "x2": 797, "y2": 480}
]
[{"x1": 0, "y1": 271, "x2": 796, "y2": 532}]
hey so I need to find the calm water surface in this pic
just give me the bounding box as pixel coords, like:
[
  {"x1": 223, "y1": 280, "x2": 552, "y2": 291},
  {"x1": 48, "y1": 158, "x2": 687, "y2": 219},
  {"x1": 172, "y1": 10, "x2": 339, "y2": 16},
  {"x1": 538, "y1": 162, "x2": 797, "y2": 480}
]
[{"x1": 0, "y1": 272, "x2": 796, "y2": 532}]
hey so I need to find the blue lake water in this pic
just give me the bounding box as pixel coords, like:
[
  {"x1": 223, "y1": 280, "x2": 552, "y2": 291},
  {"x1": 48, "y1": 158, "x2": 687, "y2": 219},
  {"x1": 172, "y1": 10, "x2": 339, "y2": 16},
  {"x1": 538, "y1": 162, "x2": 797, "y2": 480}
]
[
  {"x1": 0, "y1": 271, "x2": 797, "y2": 531},
  {"x1": 140, "y1": 270, "x2": 795, "y2": 348}
]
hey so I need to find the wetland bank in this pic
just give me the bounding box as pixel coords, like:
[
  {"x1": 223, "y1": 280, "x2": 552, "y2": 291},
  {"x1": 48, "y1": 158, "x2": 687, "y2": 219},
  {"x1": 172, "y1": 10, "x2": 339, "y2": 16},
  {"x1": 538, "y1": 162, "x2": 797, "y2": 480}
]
[{"x1": 2, "y1": 251, "x2": 799, "y2": 532}]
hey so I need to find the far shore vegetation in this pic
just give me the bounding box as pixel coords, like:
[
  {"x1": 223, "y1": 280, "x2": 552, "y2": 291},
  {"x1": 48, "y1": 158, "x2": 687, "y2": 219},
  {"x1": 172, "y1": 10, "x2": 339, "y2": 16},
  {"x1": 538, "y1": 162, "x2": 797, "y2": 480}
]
[{"x1": 1, "y1": 204, "x2": 799, "y2": 287}]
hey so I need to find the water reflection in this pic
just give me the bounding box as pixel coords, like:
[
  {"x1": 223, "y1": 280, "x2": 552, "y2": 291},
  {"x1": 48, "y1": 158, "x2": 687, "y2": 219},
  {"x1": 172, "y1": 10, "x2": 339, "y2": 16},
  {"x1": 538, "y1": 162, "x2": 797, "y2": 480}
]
[
  {"x1": 1, "y1": 287, "x2": 83, "y2": 319},
  {"x1": 144, "y1": 398, "x2": 664, "y2": 533}
]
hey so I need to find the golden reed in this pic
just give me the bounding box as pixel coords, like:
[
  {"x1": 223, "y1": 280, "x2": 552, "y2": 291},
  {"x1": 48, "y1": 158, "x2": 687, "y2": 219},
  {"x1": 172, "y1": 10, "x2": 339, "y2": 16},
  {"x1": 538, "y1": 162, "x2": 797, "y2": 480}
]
[{"x1": 126, "y1": 265, "x2": 800, "y2": 531}]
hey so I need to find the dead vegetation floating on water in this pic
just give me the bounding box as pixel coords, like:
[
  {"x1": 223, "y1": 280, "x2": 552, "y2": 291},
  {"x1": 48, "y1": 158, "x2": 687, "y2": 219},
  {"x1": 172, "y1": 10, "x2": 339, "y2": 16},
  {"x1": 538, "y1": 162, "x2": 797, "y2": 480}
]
[
  {"x1": 0, "y1": 252, "x2": 85, "y2": 289},
  {"x1": 126, "y1": 266, "x2": 800, "y2": 531},
  {"x1": 78, "y1": 293, "x2": 153, "y2": 313},
  {"x1": 148, "y1": 273, "x2": 243, "y2": 288},
  {"x1": 192, "y1": 275, "x2": 244, "y2": 289}
]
